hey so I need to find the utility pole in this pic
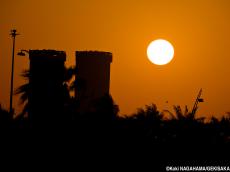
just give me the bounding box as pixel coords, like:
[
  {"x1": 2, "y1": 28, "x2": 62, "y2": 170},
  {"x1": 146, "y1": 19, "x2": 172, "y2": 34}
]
[{"x1": 9, "y1": 29, "x2": 19, "y2": 115}]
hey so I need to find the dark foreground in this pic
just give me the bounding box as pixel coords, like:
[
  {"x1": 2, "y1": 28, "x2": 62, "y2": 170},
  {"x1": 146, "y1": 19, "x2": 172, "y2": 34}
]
[{"x1": 0, "y1": 106, "x2": 230, "y2": 170}]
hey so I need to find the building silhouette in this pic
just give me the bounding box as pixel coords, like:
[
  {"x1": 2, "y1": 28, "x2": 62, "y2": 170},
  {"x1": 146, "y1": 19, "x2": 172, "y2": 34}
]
[
  {"x1": 28, "y1": 50, "x2": 66, "y2": 124},
  {"x1": 75, "y1": 51, "x2": 112, "y2": 113}
]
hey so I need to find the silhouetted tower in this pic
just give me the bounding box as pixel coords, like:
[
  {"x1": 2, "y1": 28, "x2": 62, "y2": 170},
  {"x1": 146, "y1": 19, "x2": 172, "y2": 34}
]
[
  {"x1": 75, "y1": 51, "x2": 112, "y2": 112},
  {"x1": 28, "y1": 50, "x2": 66, "y2": 124}
]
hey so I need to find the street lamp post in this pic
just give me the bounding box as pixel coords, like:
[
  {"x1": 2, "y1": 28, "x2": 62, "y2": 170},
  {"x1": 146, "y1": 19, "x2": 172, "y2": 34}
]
[
  {"x1": 17, "y1": 49, "x2": 29, "y2": 56},
  {"x1": 9, "y1": 29, "x2": 19, "y2": 115}
]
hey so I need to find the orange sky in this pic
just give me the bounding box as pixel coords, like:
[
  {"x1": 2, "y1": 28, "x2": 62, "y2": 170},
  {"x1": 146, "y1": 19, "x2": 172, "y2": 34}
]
[{"x1": 1, "y1": 0, "x2": 230, "y2": 118}]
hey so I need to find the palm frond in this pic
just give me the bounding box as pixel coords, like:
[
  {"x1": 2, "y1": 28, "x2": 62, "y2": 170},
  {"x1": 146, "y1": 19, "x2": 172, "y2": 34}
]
[
  {"x1": 14, "y1": 82, "x2": 30, "y2": 105},
  {"x1": 20, "y1": 69, "x2": 30, "y2": 79},
  {"x1": 18, "y1": 103, "x2": 29, "y2": 117},
  {"x1": 162, "y1": 110, "x2": 176, "y2": 120},
  {"x1": 14, "y1": 83, "x2": 30, "y2": 95},
  {"x1": 184, "y1": 105, "x2": 189, "y2": 117},
  {"x1": 173, "y1": 105, "x2": 184, "y2": 120}
]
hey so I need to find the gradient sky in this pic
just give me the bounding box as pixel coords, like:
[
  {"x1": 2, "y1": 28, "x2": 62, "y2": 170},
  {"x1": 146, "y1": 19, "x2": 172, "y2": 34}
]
[{"x1": 1, "y1": 0, "x2": 230, "y2": 118}]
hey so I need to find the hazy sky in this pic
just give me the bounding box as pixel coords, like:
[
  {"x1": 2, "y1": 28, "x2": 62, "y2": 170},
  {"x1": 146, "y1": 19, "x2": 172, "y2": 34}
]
[{"x1": 1, "y1": 0, "x2": 230, "y2": 118}]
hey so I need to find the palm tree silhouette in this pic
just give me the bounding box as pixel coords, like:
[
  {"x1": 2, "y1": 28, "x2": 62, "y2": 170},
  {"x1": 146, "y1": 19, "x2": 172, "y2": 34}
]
[
  {"x1": 162, "y1": 105, "x2": 204, "y2": 122},
  {"x1": 15, "y1": 66, "x2": 76, "y2": 117},
  {"x1": 14, "y1": 70, "x2": 30, "y2": 117}
]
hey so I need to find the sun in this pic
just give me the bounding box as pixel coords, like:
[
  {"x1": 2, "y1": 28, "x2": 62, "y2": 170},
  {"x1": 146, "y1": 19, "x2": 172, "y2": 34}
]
[{"x1": 147, "y1": 39, "x2": 174, "y2": 65}]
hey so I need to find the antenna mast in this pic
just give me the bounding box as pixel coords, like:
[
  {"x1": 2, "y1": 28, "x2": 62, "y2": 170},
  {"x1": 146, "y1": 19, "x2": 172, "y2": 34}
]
[{"x1": 191, "y1": 88, "x2": 204, "y2": 116}]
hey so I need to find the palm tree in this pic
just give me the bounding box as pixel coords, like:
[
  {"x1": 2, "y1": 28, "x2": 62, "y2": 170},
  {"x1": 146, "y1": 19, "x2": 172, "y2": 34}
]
[
  {"x1": 14, "y1": 70, "x2": 30, "y2": 117},
  {"x1": 15, "y1": 66, "x2": 76, "y2": 117},
  {"x1": 133, "y1": 104, "x2": 163, "y2": 122},
  {"x1": 173, "y1": 105, "x2": 192, "y2": 120},
  {"x1": 162, "y1": 105, "x2": 205, "y2": 123}
]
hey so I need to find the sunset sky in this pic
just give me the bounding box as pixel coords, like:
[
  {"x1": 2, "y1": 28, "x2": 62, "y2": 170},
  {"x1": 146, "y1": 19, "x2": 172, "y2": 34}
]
[{"x1": 1, "y1": 0, "x2": 230, "y2": 118}]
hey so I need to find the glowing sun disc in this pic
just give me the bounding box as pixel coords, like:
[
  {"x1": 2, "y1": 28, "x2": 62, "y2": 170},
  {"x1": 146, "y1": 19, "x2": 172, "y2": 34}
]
[{"x1": 147, "y1": 39, "x2": 174, "y2": 65}]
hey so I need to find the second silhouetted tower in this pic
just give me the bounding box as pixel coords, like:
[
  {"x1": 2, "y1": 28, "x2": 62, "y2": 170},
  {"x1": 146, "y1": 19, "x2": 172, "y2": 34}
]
[{"x1": 75, "y1": 51, "x2": 112, "y2": 113}]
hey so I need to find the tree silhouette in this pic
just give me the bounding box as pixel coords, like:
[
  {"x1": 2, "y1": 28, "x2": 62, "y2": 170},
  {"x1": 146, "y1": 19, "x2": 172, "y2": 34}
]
[
  {"x1": 91, "y1": 94, "x2": 119, "y2": 120},
  {"x1": 132, "y1": 104, "x2": 163, "y2": 123},
  {"x1": 15, "y1": 66, "x2": 76, "y2": 118},
  {"x1": 0, "y1": 104, "x2": 12, "y2": 129},
  {"x1": 162, "y1": 105, "x2": 205, "y2": 123},
  {"x1": 14, "y1": 70, "x2": 30, "y2": 117}
]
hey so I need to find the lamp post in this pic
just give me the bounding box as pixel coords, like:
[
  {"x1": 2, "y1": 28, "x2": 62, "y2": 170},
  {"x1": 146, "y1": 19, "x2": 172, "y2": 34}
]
[
  {"x1": 17, "y1": 49, "x2": 29, "y2": 56},
  {"x1": 9, "y1": 29, "x2": 19, "y2": 115}
]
